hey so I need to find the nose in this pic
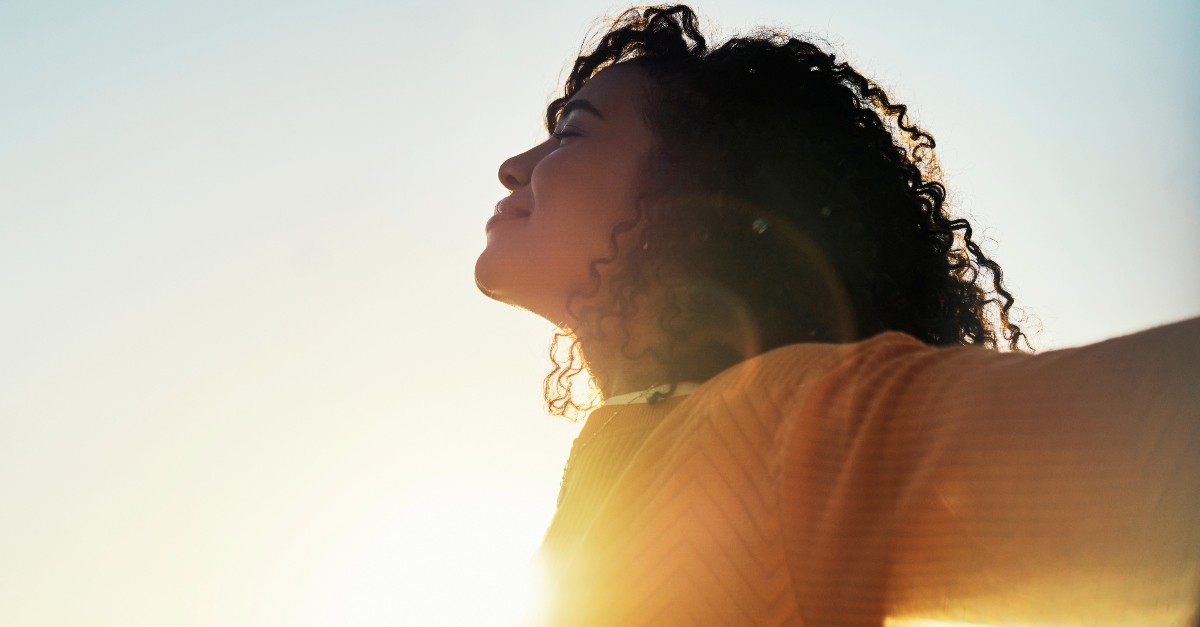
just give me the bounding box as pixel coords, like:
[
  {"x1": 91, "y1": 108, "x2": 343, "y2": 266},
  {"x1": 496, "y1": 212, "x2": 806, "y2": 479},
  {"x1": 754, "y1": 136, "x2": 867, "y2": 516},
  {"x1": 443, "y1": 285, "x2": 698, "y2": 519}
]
[{"x1": 497, "y1": 142, "x2": 548, "y2": 191}]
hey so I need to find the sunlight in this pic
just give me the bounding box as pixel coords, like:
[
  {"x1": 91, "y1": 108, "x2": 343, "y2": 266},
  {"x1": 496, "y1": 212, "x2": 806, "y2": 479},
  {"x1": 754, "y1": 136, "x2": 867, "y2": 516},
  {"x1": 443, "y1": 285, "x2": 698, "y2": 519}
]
[
  {"x1": 296, "y1": 471, "x2": 552, "y2": 627},
  {"x1": 888, "y1": 614, "x2": 998, "y2": 619}
]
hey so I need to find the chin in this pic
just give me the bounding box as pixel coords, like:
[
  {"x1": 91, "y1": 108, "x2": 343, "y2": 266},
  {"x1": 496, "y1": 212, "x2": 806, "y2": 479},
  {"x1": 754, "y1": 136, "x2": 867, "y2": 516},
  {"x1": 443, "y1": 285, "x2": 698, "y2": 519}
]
[
  {"x1": 473, "y1": 249, "x2": 524, "y2": 307},
  {"x1": 476, "y1": 252, "x2": 572, "y2": 327},
  {"x1": 474, "y1": 251, "x2": 501, "y2": 300}
]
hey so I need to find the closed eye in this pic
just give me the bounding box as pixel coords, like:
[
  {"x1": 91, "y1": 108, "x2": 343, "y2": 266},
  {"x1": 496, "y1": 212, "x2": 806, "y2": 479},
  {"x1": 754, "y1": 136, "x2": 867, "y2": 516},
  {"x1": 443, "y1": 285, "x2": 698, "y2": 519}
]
[{"x1": 551, "y1": 127, "x2": 583, "y2": 143}]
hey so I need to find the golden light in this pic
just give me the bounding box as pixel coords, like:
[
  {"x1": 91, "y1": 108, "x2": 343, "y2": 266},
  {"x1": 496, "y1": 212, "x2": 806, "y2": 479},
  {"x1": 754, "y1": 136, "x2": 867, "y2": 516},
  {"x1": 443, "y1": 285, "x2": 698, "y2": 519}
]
[
  {"x1": 888, "y1": 614, "x2": 998, "y2": 619},
  {"x1": 292, "y1": 471, "x2": 553, "y2": 626}
]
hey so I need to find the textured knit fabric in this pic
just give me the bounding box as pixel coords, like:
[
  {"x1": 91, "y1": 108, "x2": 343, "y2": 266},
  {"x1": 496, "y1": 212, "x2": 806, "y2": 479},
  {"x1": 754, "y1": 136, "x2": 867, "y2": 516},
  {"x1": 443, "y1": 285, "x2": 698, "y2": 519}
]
[{"x1": 537, "y1": 318, "x2": 1200, "y2": 626}]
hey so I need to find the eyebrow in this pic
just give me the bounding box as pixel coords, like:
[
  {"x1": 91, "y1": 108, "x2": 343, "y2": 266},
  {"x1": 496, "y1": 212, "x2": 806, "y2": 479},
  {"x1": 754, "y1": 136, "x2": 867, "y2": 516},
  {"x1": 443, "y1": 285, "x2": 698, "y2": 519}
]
[{"x1": 560, "y1": 98, "x2": 606, "y2": 121}]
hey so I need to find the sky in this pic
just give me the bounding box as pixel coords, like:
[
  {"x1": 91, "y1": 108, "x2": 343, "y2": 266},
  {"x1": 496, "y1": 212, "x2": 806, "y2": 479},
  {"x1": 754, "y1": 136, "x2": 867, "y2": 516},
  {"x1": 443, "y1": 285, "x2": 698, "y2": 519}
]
[{"x1": 1, "y1": 1, "x2": 1197, "y2": 625}]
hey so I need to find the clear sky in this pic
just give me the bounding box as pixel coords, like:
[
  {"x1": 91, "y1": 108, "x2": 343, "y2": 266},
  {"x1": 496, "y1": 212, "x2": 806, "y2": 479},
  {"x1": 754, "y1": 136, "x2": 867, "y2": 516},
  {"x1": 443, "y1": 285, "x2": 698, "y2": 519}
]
[{"x1": 1, "y1": 1, "x2": 1197, "y2": 625}]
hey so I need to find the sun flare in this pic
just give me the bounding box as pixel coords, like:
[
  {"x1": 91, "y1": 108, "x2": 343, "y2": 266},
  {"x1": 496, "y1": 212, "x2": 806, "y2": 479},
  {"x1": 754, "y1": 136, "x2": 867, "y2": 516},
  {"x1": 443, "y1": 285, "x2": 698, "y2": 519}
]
[{"x1": 295, "y1": 471, "x2": 553, "y2": 626}]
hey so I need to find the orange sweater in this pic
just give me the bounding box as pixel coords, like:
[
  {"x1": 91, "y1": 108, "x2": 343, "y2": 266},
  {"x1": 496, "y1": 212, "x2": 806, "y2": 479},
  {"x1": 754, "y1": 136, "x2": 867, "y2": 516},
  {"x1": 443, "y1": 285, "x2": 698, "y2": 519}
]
[{"x1": 538, "y1": 319, "x2": 1200, "y2": 626}]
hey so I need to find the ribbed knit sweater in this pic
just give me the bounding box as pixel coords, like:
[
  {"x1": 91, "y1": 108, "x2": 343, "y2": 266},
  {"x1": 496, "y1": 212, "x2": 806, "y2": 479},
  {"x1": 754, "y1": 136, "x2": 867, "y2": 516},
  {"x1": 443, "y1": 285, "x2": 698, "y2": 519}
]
[{"x1": 538, "y1": 319, "x2": 1200, "y2": 626}]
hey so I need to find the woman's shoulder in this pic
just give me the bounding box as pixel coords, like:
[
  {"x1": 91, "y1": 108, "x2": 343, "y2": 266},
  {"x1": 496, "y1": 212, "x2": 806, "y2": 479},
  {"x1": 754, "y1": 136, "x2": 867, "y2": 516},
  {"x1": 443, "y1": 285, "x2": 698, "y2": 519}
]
[
  {"x1": 676, "y1": 316, "x2": 1199, "y2": 444},
  {"x1": 717, "y1": 316, "x2": 1199, "y2": 392},
  {"x1": 690, "y1": 330, "x2": 933, "y2": 408}
]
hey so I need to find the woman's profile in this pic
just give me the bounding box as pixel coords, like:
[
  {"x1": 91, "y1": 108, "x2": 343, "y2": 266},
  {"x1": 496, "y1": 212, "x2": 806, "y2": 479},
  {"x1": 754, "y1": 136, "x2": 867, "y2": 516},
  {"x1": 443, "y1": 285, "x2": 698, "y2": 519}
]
[{"x1": 475, "y1": 6, "x2": 1199, "y2": 625}]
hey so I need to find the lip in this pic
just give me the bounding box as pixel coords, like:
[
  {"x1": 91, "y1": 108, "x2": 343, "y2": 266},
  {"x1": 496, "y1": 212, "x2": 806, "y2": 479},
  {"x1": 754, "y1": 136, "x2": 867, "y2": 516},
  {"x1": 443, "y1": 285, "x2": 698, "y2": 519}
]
[{"x1": 485, "y1": 199, "x2": 530, "y2": 232}]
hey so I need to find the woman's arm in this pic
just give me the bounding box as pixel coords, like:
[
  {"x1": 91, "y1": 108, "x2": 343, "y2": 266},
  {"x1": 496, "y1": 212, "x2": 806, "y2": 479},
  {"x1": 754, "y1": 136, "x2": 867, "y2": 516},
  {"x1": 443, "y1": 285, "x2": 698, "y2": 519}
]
[{"x1": 780, "y1": 318, "x2": 1200, "y2": 626}]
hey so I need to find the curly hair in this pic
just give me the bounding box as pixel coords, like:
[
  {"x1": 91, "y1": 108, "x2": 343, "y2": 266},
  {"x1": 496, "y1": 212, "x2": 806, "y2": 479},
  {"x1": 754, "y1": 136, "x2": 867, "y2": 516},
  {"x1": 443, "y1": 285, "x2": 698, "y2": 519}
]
[{"x1": 543, "y1": 5, "x2": 1029, "y2": 418}]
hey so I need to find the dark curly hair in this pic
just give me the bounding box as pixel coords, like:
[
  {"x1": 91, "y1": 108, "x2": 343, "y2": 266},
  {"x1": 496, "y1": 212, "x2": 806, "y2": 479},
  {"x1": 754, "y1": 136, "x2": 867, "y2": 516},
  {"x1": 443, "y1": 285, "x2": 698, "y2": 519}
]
[{"x1": 543, "y1": 5, "x2": 1029, "y2": 417}]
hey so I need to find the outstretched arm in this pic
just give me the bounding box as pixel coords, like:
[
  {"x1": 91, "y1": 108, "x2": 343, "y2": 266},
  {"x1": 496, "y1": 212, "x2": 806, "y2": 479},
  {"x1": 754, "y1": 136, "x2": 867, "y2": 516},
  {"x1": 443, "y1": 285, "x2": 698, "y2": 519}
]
[{"x1": 781, "y1": 318, "x2": 1200, "y2": 626}]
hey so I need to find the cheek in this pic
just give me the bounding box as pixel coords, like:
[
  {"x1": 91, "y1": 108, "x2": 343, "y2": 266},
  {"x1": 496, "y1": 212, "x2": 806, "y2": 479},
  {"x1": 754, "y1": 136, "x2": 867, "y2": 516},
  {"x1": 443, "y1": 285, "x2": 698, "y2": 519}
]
[{"x1": 533, "y1": 152, "x2": 641, "y2": 251}]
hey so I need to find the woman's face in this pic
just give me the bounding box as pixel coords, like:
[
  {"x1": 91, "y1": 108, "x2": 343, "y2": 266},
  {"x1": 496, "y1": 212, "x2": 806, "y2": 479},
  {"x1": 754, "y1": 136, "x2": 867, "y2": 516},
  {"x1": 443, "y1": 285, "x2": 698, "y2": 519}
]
[{"x1": 475, "y1": 64, "x2": 653, "y2": 327}]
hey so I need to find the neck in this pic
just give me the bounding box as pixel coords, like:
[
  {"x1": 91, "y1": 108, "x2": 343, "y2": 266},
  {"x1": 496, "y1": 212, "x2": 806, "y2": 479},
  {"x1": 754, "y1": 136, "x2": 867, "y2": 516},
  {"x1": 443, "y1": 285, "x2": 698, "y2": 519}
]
[
  {"x1": 603, "y1": 370, "x2": 664, "y2": 400},
  {"x1": 562, "y1": 302, "x2": 672, "y2": 400},
  {"x1": 578, "y1": 340, "x2": 667, "y2": 401}
]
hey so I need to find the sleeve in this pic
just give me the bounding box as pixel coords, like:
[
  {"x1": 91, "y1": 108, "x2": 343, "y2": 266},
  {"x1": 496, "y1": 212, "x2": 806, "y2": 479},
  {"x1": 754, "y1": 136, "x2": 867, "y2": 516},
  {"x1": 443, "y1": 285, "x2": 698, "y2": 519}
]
[{"x1": 779, "y1": 319, "x2": 1200, "y2": 627}]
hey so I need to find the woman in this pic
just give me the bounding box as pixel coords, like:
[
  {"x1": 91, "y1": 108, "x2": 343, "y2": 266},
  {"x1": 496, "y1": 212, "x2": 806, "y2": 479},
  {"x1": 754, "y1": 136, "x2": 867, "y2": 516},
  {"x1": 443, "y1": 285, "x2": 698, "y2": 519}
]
[{"x1": 476, "y1": 6, "x2": 1199, "y2": 626}]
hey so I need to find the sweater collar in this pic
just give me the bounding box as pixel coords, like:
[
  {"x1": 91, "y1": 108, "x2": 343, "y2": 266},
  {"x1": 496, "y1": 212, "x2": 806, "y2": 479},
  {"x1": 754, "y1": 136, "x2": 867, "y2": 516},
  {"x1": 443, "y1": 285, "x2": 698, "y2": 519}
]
[{"x1": 603, "y1": 382, "x2": 701, "y2": 406}]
